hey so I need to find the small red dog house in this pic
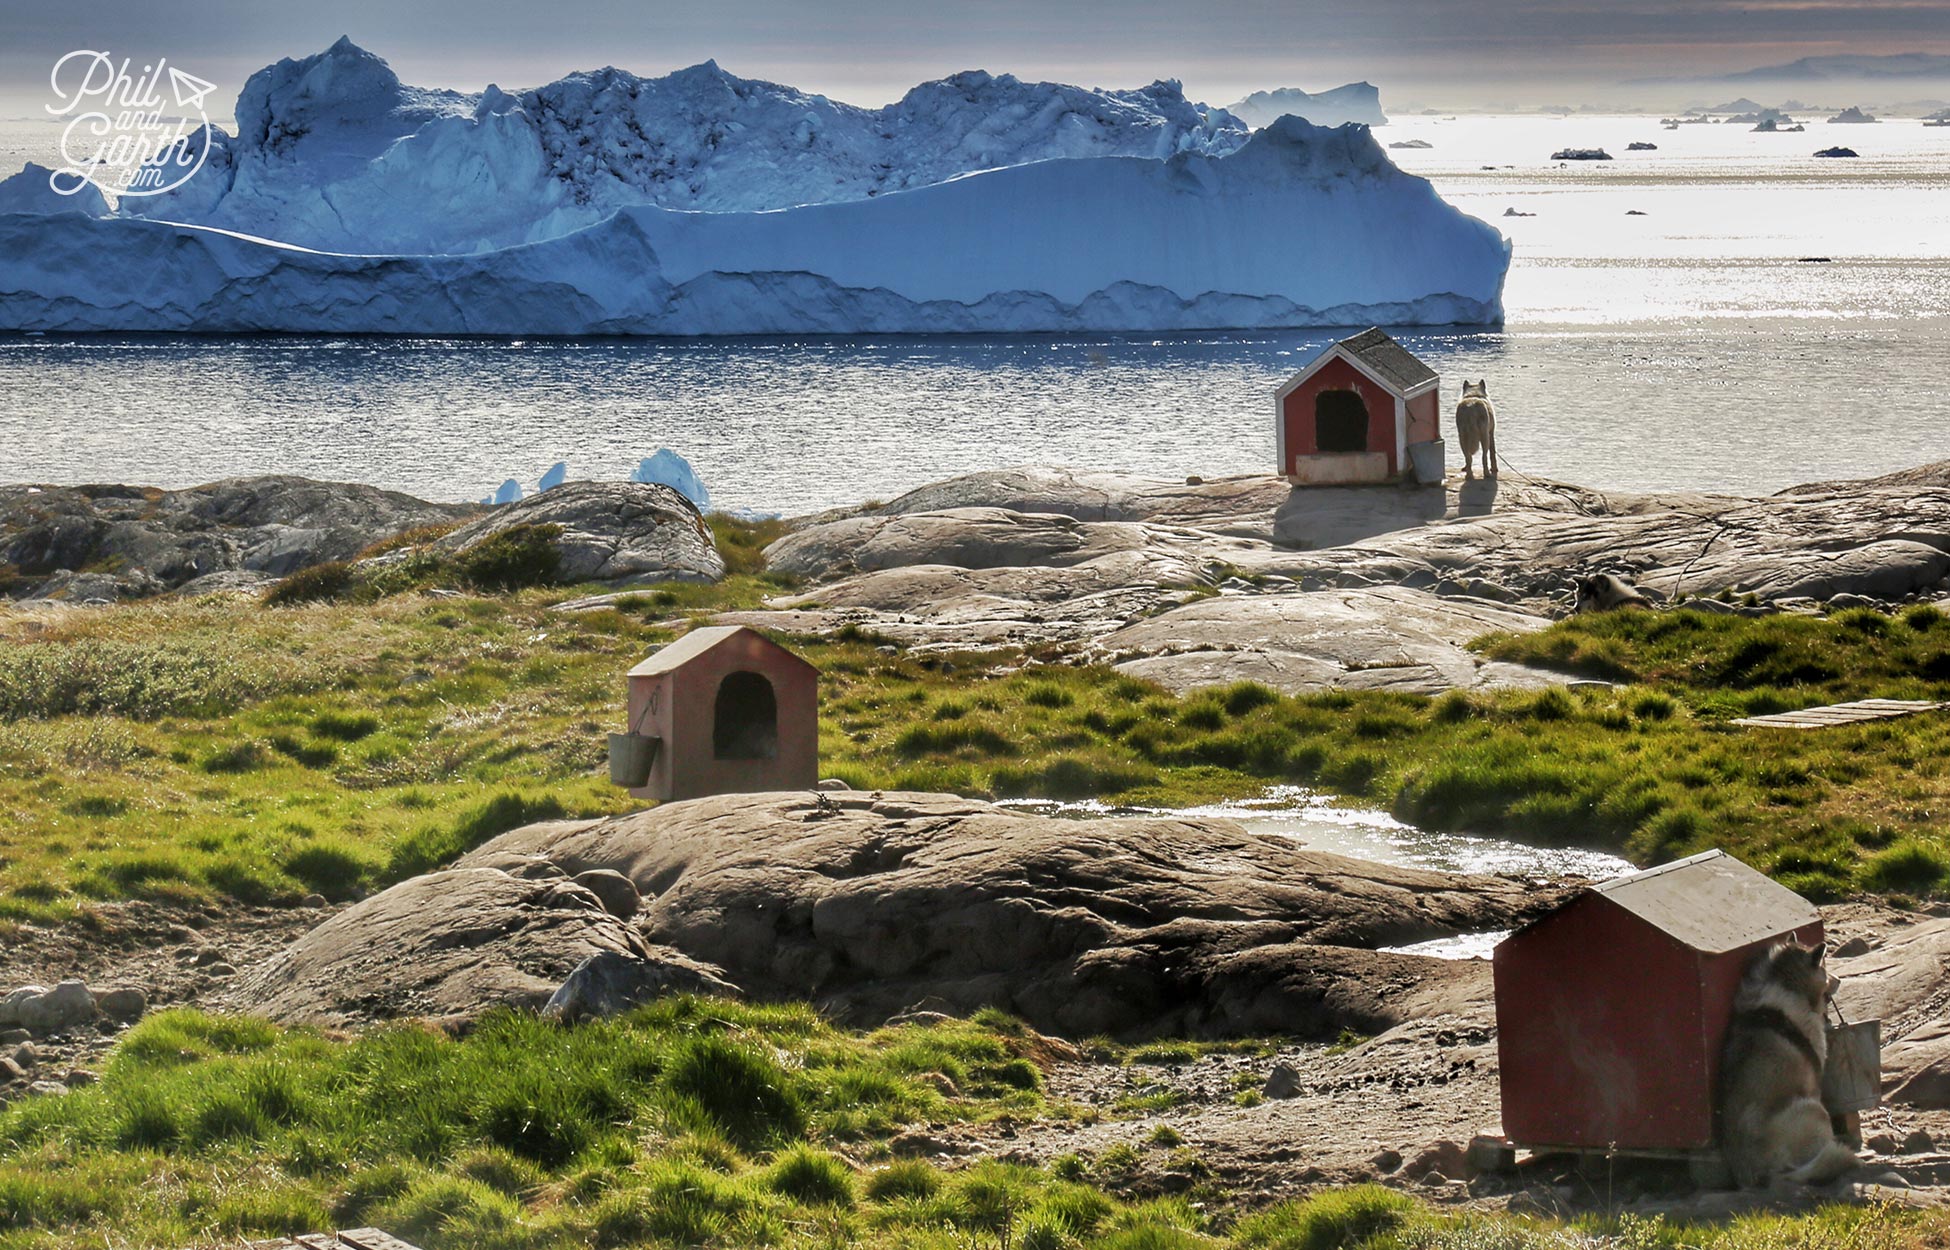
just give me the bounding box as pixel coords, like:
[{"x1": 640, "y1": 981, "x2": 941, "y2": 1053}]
[
  {"x1": 1493, "y1": 850, "x2": 1823, "y2": 1153},
  {"x1": 617, "y1": 626, "x2": 819, "y2": 802},
  {"x1": 1274, "y1": 327, "x2": 1442, "y2": 485}
]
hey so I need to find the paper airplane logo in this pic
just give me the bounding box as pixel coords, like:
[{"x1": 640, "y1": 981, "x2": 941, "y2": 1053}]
[{"x1": 167, "y1": 66, "x2": 217, "y2": 113}]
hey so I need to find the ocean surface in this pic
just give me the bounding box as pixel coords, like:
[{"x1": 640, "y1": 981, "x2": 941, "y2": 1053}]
[{"x1": 3, "y1": 113, "x2": 1946, "y2": 511}]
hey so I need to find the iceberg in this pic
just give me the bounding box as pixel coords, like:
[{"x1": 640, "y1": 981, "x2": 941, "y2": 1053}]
[
  {"x1": 121, "y1": 38, "x2": 1252, "y2": 255},
  {"x1": 491, "y1": 479, "x2": 523, "y2": 505},
  {"x1": 0, "y1": 39, "x2": 1510, "y2": 335},
  {"x1": 632, "y1": 451, "x2": 710, "y2": 510},
  {"x1": 1226, "y1": 82, "x2": 1388, "y2": 129},
  {"x1": 0, "y1": 114, "x2": 1509, "y2": 334},
  {"x1": 538, "y1": 462, "x2": 567, "y2": 492}
]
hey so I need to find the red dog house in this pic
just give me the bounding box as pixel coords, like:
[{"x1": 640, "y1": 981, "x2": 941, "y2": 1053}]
[
  {"x1": 615, "y1": 626, "x2": 819, "y2": 802},
  {"x1": 1492, "y1": 850, "x2": 1823, "y2": 1154},
  {"x1": 1274, "y1": 327, "x2": 1442, "y2": 485}
]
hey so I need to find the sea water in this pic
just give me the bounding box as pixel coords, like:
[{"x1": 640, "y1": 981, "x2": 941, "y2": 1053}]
[
  {"x1": 2, "y1": 114, "x2": 1947, "y2": 511},
  {"x1": 1001, "y1": 786, "x2": 1633, "y2": 959}
]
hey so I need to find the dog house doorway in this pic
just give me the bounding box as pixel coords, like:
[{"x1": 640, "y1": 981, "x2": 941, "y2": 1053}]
[
  {"x1": 714, "y1": 671, "x2": 779, "y2": 760},
  {"x1": 1314, "y1": 390, "x2": 1369, "y2": 452}
]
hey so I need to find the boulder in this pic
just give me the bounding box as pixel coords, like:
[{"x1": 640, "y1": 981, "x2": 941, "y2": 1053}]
[
  {"x1": 767, "y1": 507, "x2": 1199, "y2": 579},
  {"x1": 1883, "y1": 1020, "x2": 1950, "y2": 1108},
  {"x1": 1093, "y1": 587, "x2": 1561, "y2": 696},
  {"x1": 1259, "y1": 480, "x2": 1950, "y2": 612},
  {"x1": 1833, "y1": 918, "x2": 1950, "y2": 1037},
  {"x1": 435, "y1": 481, "x2": 724, "y2": 586},
  {"x1": 572, "y1": 869, "x2": 642, "y2": 920},
  {"x1": 859, "y1": 466, "x2": 1292, "y2": 533},
  {"x1": 1263, "y1": 1062, "x2": 1303, "y2": 1099},
  {"x1": 94, "y1": 982, "x2": 146, "y2": 1021},
  {"x1": 11, "y1": 981, "x2": 97, "y2": 1035},
  {"x1": 544, "y1": 949, "x2": 741, "y2": 1023},
  {"x1": 229, "y1": 868, "x2": 660, "y2": 1026},
  {"x1": 0, "y1": 477, "x2": 475, "y2": 600},
  {"x1": 456, "y1": 791, "x2": 1569, "y2": 1038}
]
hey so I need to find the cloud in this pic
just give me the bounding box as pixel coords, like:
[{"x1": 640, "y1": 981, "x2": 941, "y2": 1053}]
[{"x1": 0, "y1": 0, "x2": 1944, "y2": 113}]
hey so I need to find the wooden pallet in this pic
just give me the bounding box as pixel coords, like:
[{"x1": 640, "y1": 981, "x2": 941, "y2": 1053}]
[
  {"x1": 242, "y1": 1231, "x2": 421, "y2": 1250},
  {"x1": 1732, "y1": 699, "x2": 1948, "y2": 730}
]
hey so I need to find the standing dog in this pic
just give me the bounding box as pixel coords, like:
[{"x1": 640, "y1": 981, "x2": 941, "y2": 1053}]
[
  {"x1": 1455, "y1": 380, "x2": 1498, "y2": 480},
  {"x1": 1717, "y1": 941, "x2": 1858, "y2": 1188}
]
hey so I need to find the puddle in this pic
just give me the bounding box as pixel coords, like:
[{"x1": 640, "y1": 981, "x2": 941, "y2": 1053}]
[
  {"x1": 1380, "y1": 931, "x2": 1509, "y2": 961},
  {"x1": 1001, "y1": 785, "x2": 1634, "y2": 961}
]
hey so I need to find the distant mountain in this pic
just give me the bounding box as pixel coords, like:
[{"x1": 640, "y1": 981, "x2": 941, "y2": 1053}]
[
  {"x1": 1635, "y1": 54, "x2": 1950, "y2": 88},
  {"x1": 1226, "y1": 82, "x2": 1386, "y2": 128},
  {"x1": 1722, "y1": 54, "x2": 1950, "y2": 83}
]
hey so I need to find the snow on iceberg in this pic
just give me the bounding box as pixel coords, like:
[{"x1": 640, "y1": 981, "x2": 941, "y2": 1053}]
[
  {"x1": 1227, "y1": 83, "x2": 1388, "y2": 129},
  {"x1": 0, "y1": 164, "x2": 109, "y2": 217},
  {"x1": 631, "y1": 451, "x2": 710, "y2": 510},
  {"x1": 123, "y1": 38, "x2": 1252, "y2": 255},
  {"x1": 0, "y1": 115, "x2": 1511, "y2": 334}
]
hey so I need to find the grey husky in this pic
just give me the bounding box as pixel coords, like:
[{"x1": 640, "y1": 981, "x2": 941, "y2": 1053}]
[
  {"x1": 1717, "y1": 941, "x2": 1858, "y2": 1188},
  {"x1": 1455, "y1": 380, "x2": 1498, "y2": 480}
]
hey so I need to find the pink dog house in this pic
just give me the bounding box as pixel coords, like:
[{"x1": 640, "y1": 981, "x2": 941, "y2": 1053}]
[
  {"x1": 1274, "y1": 327, "x2": 1442, "y2": 485},
  {"x1": 617, "y1": 626, "x2": 819, "y2": 802}
]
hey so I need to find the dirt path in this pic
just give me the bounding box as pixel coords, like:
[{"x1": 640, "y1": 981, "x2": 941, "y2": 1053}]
[{"x1": 0, "y1": 899, "x2": 337, "y2": 1089}]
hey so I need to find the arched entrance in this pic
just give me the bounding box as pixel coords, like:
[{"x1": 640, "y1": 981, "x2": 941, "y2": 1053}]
[
  {"x1": 1314, "y1": 390, "x2": 1369, "y2": 452},
  {"x1": 713, "y1": 671, "x2": 779, "y2": 760}
]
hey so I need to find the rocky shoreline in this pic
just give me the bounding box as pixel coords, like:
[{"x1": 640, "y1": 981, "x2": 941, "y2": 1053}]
[
  {"x1": 9, "y1": 459, "x2": 1947, "y2": 697},
  {"x1": 6, "y1": 460, "x2": 1950, "y2": 1222}
]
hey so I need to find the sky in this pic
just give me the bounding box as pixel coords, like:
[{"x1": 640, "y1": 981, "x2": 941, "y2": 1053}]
[{"x1": 5, "y1": 0, "x2": 1950, "y2": 116}]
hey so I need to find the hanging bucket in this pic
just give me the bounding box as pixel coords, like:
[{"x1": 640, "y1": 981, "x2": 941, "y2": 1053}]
[
  {"x1": 608, "y1": 732, "x2": 661, "y2": 788},
  {"x1": 1407, "y1": 438, "x2": 1446, "y2": 486},
  {"x1": 1821, "y1": 1019, "x2": 1881, "y2": 1114}
]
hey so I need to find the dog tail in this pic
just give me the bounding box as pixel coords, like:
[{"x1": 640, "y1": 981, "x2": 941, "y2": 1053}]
[{"x1": 1784, "y1": 1139, "x2": 1859, "y2": 1186}]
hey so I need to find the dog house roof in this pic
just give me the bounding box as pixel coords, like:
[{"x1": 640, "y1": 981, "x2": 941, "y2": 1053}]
[
  {"x1": 627, "y1": 625, "x2": 818, "y2": 677},
  {"x1": 1335, "y1": 327, "x2": 1438, "y2": 393},
  {"x1": 1579, "y1": 849, "x2": 1819, "y2": 955}
]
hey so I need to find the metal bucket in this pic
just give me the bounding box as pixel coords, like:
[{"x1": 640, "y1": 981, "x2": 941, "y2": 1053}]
[
  {"x1": 607, "y1": 732, "x2": 661, "y2": 788},
  {"x1": 1407, "y1": 438, "x2": 1446, "y2": 485},
  {"x1": 1822, "y1": 1019, "x2": 1881, "y2": 1114}
]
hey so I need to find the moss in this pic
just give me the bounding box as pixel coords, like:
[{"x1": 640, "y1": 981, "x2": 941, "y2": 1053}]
[{"x1": 264, "y1": 560, "x2": 359, "y2": 606}]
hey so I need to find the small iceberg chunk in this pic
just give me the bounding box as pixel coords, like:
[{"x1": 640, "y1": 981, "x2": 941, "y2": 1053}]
[
  {"x1": 1550, "y1": 147, "x2": 1611, "y2": 161},
  {"x1": 631, "y1": 449, "x2": 710, "y2": 509},
  {"x1": 538, "y1": 461, "x2": 567, "y2": 492},
  {"x1": 490, "y1": 478, "x2": 523, "y2": 505},
  {"x1": 0, "y1": 163, "x2": 110, "y2": 217}
]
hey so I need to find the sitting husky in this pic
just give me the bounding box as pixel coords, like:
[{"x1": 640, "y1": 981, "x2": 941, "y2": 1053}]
[
  {"x1": 1575, "y1": 572, "x2": 1652, "y2": 613},
  {"x1": 1455, "y1": 380, "x2": 1498, "y2": 480},
  {"x1": 1717, "y1": 941, "x2": 1859, "y2": 1188}
]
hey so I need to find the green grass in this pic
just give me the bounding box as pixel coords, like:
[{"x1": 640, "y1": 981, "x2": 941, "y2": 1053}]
[
  {"x1": 0, "y1": 998, "x2": 1061, "y2": 1249},
  {"x1": 5, "y1": 998, "x2": 1939, "y2": 1250},
  {"x1": 5, "y1": 552, "x2": 1950, "y2": 921}
]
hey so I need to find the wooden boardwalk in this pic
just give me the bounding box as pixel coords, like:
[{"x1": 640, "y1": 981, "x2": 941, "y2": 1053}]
[
  {"x1": 243, "y1": 1231, "x2": 421, "y2": 1250},
  {"x1": 1732, "y1": 699, "x2": 1948, "y2": 730}
]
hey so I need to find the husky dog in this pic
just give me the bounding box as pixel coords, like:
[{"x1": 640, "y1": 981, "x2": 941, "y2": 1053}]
[
  {"x1": 1717, "y1": 941, "x2": 1858, "y2": 1188},
  {"x1": 1575, "y1": 572, "x2": 1652, "y2": 613},
  {"x1": 1455, "y1": 380, "x2": 1498, "y2": 480}
]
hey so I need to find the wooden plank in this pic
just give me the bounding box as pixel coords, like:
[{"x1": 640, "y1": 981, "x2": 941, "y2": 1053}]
[
  {"x1": 1734, "y1": 700, "x2": 1947, "y2": 730},
  {"x1": 231, "y1": 1233, "x2": 422, "y2": 1250},
  {"x1": 338, "y1": 1231, "x2": 426, "y2": 1250}
]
